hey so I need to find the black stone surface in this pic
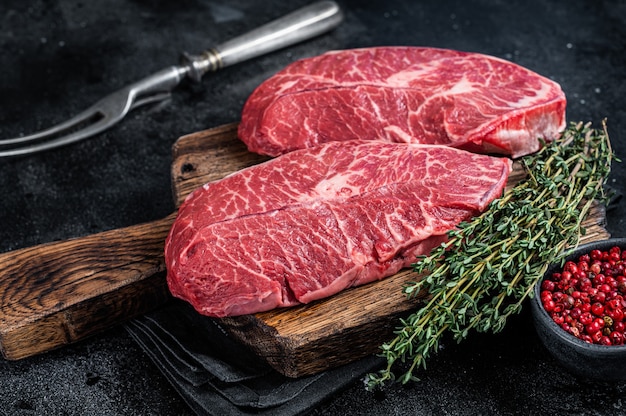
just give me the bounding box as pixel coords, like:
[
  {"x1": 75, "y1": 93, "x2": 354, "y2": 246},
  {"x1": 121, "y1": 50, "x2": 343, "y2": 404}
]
[{"x1": 0, "y1": 0, "x2": 625, "y2": 415}]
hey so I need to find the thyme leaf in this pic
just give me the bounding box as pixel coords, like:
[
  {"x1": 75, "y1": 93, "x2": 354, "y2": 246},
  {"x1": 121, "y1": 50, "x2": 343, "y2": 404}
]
[{"x1": 365, "y1": 120, "x2": 615, "y2": 391}]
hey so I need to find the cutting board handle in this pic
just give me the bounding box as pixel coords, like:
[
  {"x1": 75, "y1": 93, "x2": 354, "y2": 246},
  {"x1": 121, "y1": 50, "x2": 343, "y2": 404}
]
[
  {"x1": 0, "y1": 213, "x2": 176, "y2": 360},
  {"x1": 0, "y1": 122, "x2": 249, "y2": 361}
]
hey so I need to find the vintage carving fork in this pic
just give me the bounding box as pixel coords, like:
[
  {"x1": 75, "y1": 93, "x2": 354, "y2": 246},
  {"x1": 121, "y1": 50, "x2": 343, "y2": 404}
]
[{"x1": 0, "y1": 1, "x2": 343, "y2": 158}]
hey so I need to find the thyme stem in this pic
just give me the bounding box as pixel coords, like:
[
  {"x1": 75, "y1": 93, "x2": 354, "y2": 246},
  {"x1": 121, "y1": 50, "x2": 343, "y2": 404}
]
[{"x1": 365, "y1": 120, "x2": 616, "y2": 390}]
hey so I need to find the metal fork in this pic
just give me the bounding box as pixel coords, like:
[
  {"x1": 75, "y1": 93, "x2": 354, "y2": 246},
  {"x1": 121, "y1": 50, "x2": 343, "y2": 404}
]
[{"x1": 0, "y1": 1, "x2": 343, "y2": 158}]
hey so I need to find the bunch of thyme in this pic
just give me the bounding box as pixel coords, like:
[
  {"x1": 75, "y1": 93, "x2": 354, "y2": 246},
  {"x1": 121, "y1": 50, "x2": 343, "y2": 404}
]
[{"x1": 365, "y1": 121, "x2": 615, "y2": 390}]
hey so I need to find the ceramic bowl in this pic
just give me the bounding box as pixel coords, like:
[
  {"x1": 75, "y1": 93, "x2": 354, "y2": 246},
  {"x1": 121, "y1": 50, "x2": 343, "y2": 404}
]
[{"x1": 530, "y1": 238, "x2": 626, "y2": 381}]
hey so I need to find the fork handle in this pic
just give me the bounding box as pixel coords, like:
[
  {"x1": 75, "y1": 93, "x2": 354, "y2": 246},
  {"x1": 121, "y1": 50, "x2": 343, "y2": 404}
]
[{"x1": 181, "y1": 1, "x2": 343, "y2": 81}]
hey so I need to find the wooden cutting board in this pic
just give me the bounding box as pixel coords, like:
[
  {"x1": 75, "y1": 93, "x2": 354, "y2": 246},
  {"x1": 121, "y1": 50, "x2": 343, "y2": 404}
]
[{"x1": 0, "y1": 123, "x2": 610, "y2": 377}]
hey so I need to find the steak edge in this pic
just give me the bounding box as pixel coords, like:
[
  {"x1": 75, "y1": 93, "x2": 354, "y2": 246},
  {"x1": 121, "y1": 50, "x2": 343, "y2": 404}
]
[
  {"x1": 165, "y1": 140, "x2": 512, "y2": 318},
  {"x1": 238, "y1": 46, "x2": 566, "y2": 158}
]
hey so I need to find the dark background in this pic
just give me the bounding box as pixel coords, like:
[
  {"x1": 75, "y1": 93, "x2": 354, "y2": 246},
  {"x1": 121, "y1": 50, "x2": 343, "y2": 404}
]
[{"x1": 1, "y1": 0, "x2": 625, "y2": 414}]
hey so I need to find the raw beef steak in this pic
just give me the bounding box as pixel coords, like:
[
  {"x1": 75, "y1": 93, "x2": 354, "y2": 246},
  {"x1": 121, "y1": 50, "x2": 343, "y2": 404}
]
[
  {"x1": 238, "y1": 47, "x2": 566, "y2": 159},
  {"x1": 165, "y1": 140, "x2": 512, "y2": 317}
]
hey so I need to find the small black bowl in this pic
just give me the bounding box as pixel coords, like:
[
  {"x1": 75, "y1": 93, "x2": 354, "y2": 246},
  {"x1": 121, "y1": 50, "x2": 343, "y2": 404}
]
[{"x1": 530, "y1": 238, "x2": 626, "y2": 381}]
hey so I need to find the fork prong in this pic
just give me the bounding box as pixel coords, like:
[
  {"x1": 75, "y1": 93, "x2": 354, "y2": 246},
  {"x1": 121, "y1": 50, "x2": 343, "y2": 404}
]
[
  {"x1": 0, "y1": 92, "x2": 171, "y2": 158},
  {"x1": 0, "y1": 86, "x2": 136, "y2": 158},
  {"x1": 130, "y1": 92, "x2": 172, "y2": 110},
  {"x1": 0, "y1": 91, "x2": 157, "y2": 158},
  {"x1": 0, "y1": 111, "x2": 118, "y2": 158},
  {"x1": 1, "y1": 66, "x2": 184, "y2": 158},
  {"x1": 0, "y1": 106, "x2": 104, "y2": 148}
]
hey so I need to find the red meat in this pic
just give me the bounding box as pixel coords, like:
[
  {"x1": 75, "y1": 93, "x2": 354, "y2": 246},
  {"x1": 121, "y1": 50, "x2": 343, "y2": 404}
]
[
  {"x1": 165, "y1": 140, "x2": 512, "y2": 317},
  {"x1": 238, "y1": 47, "x2": 566, "y2": 158}
]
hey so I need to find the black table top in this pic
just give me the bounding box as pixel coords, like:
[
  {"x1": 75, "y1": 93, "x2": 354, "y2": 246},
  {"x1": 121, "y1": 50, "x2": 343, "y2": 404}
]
[{"x1": 1, "y1": 0, "x2": 625, "y2": 414}]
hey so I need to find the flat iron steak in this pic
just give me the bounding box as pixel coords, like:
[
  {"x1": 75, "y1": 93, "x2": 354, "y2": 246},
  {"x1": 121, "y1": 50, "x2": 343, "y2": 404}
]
[
  {"x1": 165, "y1": 140, "x2": 512, "y2": 317},
  {"x1": 238, "y1": 46, "x2": 566, "y2": 158}
]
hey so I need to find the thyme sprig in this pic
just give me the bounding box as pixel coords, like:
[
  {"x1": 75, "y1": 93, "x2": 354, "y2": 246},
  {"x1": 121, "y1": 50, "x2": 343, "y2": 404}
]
[{"x1": 365, "y1": 121, "x2": 615, "y2": 390}]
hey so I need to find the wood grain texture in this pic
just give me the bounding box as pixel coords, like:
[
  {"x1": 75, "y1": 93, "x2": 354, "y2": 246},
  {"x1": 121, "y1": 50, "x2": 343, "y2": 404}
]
[
  {"x1": 0, "y1": 214, "x2": 175, "y2": 360},
  {"x1": 170, "y1": 125, "x2": 611, "y2": 377},
  {"x1": 170, "y1": 123, "x2": 270, "y2": 207},
  {"x1": 0, "y1": 122, "x2": 610, "y2": 373},
  {"x1": 219, "y1": 209, "x2": 609, "y2": 377},
  {"x1": 0, "y1": 123, "x2": 267, "y2": 361}
]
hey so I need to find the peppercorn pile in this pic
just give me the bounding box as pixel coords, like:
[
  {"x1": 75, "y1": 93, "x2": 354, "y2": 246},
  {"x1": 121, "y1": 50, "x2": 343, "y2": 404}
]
[{"x1": 540, "y1": 246, "x2": 626, "y2": 346}]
